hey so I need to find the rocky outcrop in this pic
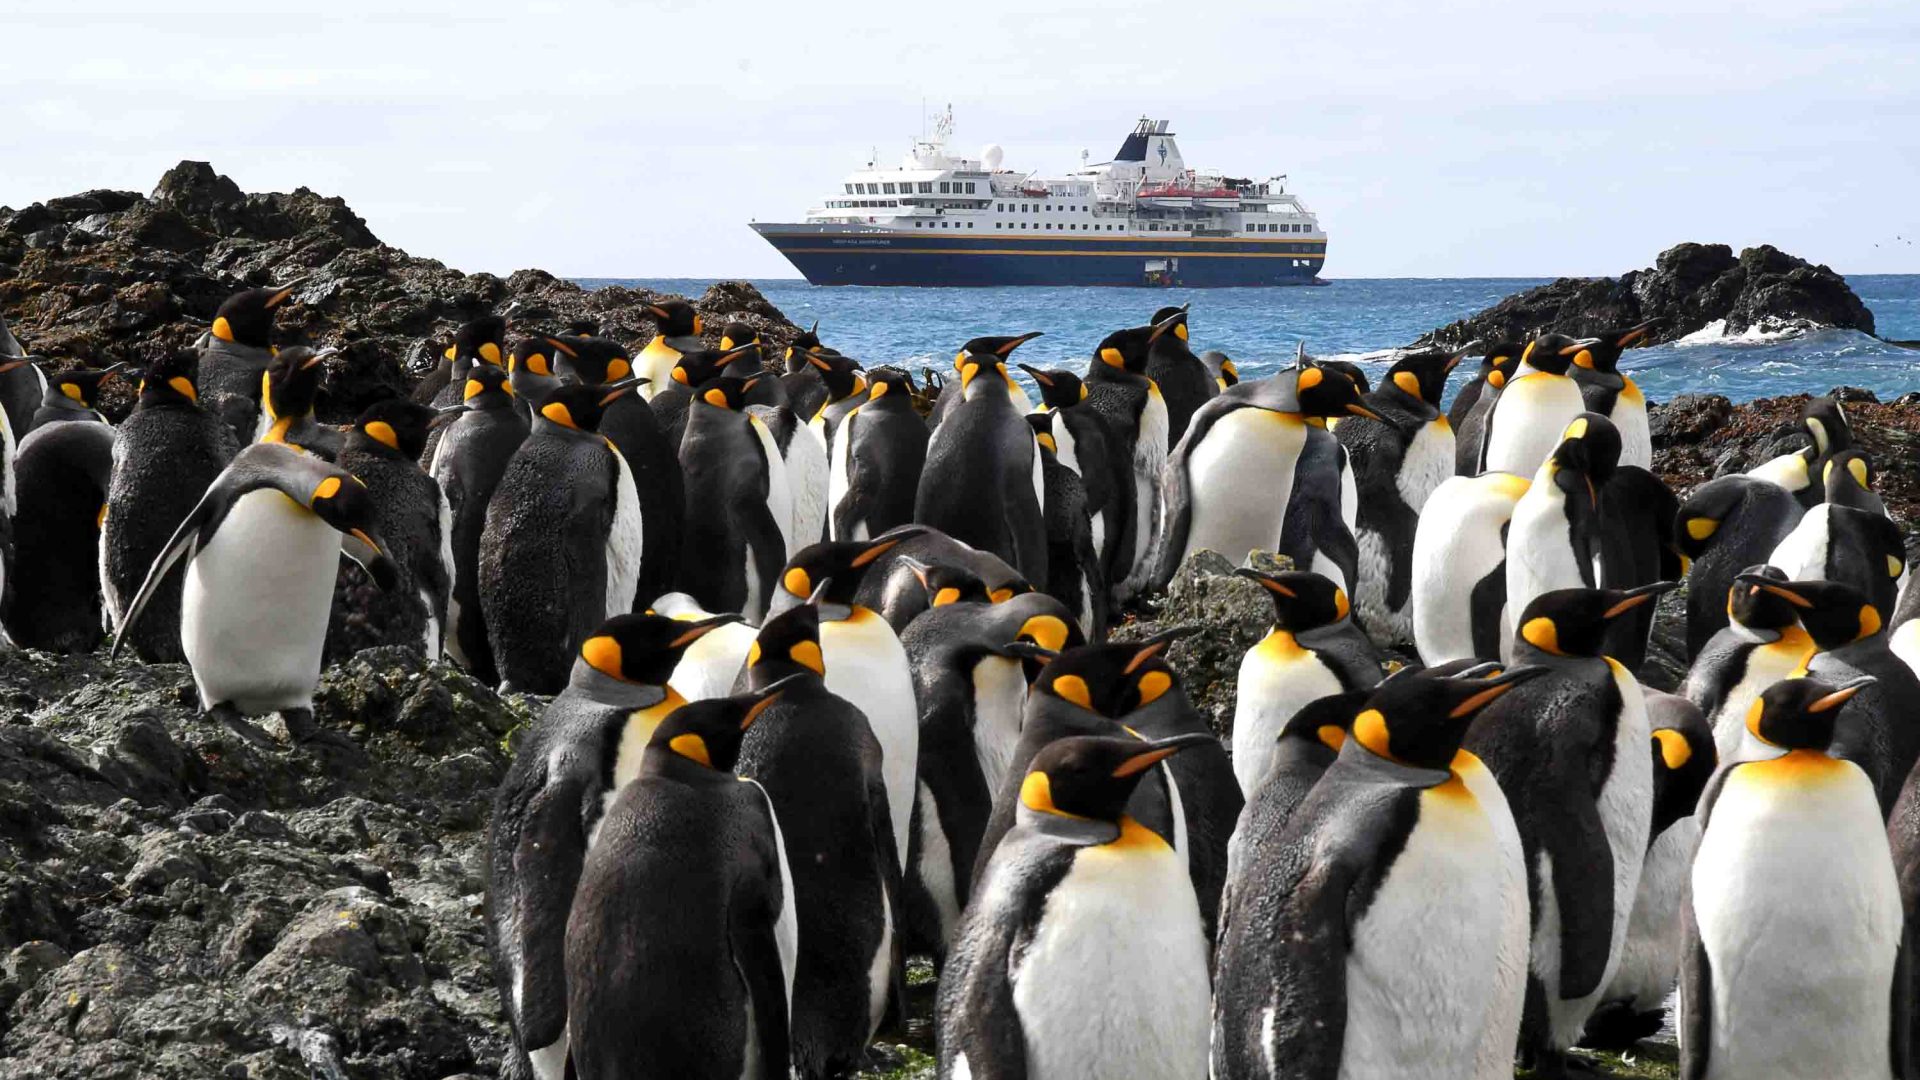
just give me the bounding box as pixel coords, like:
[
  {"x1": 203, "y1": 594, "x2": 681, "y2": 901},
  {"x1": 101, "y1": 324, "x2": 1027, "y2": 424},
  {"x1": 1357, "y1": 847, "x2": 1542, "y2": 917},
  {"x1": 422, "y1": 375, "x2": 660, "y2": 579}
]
[
  {"x1": 1420, "y1": 242, "x2": 1876, "y2": 349},
  {"x1": 0, "y1": 647, "x2": 537, "y2": 1079},
  {"x1": 0, "y1": 162, "x2": 801, "y2": 423}
]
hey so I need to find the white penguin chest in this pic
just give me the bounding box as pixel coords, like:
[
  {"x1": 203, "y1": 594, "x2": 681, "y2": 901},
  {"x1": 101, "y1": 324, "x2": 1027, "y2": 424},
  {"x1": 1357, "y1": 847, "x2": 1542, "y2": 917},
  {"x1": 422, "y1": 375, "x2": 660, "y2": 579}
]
[
  {"x1": 1343, "y1": 778, "x2": 1510, "y2": 1077},
  {"x1": 1485, "y1": 372, "x2": 1585, "y2": 476},
  {"x1": 1397, "y1": 419, "x2": 1455, "y2": 513},
  {"x1": 181, "y1": 489, "x2": 340, "y2": 712},
  {"x1": 1231, "y1": 634, "x2": 1343, "y2": 796},
  {"x1": 1185, "y1": 408, "x2": 1307, "y2": 563},
  {"x1": 603, "y1": 447, "x2": 644, "y2": 617},
  {"x1": 826, "y1": 414, "x2": 858, "y2": 540},
  {"x1": 822, "y1": 608, "x2": 918, "y2": 867},
  {"x1": 1012, "y1": 835, "x2": 1210, "y2": 1080},
  {"x1": 1766, "y1": 504, "x2": 1833, "y2": 583},
  {"x1": 968, "y1": 655, "x2": 1028, "y2": 796},
  {"x1": 1507, "y1": 482, "x2": 1589, "y2": 609},
  {"x1": 1597, "y1": 662, "x2": 1655, "y2": 918},
  {"x1": 1612, "y1": 391, "x2": 1652, "y2": 469},
  {"x1": 1711, "y1": 640, "x2": 1809, "y2": 765},
  {"x1": 1691, "y1": 757, "x2": 1900, "y2": 1079}
]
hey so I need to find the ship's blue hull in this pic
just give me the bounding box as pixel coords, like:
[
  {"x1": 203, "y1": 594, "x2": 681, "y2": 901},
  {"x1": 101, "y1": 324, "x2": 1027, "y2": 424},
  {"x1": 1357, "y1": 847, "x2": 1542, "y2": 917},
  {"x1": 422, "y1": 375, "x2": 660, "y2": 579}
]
[{"x1": 752, "y1": 227, "x2": 1327, "y2": 287}]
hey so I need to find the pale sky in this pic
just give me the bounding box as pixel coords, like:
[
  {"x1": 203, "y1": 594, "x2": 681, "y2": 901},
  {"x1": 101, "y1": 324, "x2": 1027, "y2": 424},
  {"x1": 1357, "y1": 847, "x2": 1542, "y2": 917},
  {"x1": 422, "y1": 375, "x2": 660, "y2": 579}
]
[{"x1": 5, "y1": 0, "x2": 1916, "y2": 280}]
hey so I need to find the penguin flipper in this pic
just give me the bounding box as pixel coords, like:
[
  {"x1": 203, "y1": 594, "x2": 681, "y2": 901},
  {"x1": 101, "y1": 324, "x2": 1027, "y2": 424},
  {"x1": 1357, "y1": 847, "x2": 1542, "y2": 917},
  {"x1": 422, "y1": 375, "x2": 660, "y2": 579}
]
[
  {"x1": 1678, "y1": 898, "x2": 1712, "y2": 1080},
  {"x1": 109, "y1": 477, "x2": 221, "y2": 657},
  {"x1": 1544, "y1": 789, "x2": 1618, "y2": 999},
  {"x1": 869, "y1": 770, "x2": 909, "y2": 1029},
  {"x1": 732, "y1": 880, "x2": 792, "y2": 1080},
  {"x1": 1891, "y1": 930, "x2": 1912, "y2": 1079},
  {"x1": 501, "y1": 768, "x2": 594, "y2": 1053}
]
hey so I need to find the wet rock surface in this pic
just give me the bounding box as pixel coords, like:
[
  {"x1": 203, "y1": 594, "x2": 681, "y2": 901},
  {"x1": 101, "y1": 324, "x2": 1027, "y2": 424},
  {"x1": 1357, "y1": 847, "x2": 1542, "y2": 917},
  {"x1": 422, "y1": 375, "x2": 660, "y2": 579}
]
[
  {"x1": 0, "y1": 647, "x2": 538, "y2": 1079},
  {"x1": 1420, "y1": 242, "x2": 1876, "y2": 347},
  {"x1": 0, "y1": 162, "x2": 800, "y2": 422}
]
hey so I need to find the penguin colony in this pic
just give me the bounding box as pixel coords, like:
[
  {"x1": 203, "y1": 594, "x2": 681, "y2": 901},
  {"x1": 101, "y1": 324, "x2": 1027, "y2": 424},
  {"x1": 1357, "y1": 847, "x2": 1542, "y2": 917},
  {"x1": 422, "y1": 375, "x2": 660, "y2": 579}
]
[{"x1": 8, "y1": 289, "x2": 1920, "y2": 1080}]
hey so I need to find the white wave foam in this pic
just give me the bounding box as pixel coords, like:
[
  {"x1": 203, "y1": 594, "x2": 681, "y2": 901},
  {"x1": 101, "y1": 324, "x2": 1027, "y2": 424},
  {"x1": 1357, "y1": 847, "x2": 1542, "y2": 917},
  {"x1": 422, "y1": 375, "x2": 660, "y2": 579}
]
[{"x1": 1674, "y1": 317, "x2": 1817, "y2": 348}]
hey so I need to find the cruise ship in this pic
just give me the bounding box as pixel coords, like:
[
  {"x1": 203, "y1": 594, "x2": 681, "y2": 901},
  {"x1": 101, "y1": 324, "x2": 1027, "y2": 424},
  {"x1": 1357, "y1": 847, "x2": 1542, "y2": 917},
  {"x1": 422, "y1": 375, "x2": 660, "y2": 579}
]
[{"x1": 750, "y1": 113, "x2": 1328, "y2": 288}]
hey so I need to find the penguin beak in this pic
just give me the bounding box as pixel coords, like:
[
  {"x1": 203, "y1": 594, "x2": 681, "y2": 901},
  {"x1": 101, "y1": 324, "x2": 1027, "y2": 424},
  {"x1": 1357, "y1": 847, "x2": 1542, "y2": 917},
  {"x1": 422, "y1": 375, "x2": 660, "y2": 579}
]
[
  {"x1": 1736, "y1": 576, "x2": 1813, "y2": 609},
  {"x1": 670, "y1": 613, "x2": 744, "y2": 648},
  {"x1": 1445, "y1": 666, "x2": 1546, "y2": 719},
  {"x1": 1123, "y1": 625, "x2": 1201, "y2": 671},
  {"x1": 741, "y1": 675, "x2": 804, "y2": 727},
  {"x1": 429, "y1": 405, "x2": 469, "y2": 429},
  {"x1": 301, "y1": 347, "x2": 338, "y2": 370},
  {"x1": 997, "y1": 332, "x2": 1044, "y2": 355},
  {"x1": 1602, "y1": 581, "x2": 1679, "y2": 619},
  {"x1": 1345, "y1": 403, "x2": 1385, "y2": 422},
  {"x1": 1232, "y1": 567, "x2": 1293, "y2": 596},
  {"x1": 1016, "y1": 363, "x2": 1054, "y2": 387},
  {"x1": 1810, "y1": 676, "x2": 1876, "y2": 712},
  {"x1": 1113, "y1": 733, "x2": 1217, "y2": 776}
]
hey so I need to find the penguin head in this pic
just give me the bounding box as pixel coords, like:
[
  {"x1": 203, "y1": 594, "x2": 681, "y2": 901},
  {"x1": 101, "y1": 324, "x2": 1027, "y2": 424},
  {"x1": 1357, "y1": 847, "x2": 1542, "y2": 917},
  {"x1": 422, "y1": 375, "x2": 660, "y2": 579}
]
[
  {"x1": 1725, "y1": 564, "x2": 1801, "y2": 631},
  {"x1": 1024, "y1": 629, "x2": 1198, "y2": 719},
  {"x1": 1091, "y1": 326, "x2": 1153, "y2": 374},
  {"x1": 1566, "y1": 319, "x2": 1658, "y2": 375},
  {"x1": 509, "y1": 339, "x2": 556, "y2": 379},
  {"x1": 1294, "y1": 362, "x2": 1382, "y2": 422},
  {"x1": 1744, "y1": 676, "x2": 1874, "y2": 754},
  {"x1": 261, "y1": 346, "x2": 331, "y2": 424},
  {"x1": 1520, "y1": 334, "x2": 1579, "y2": 376},
  {"x1": 1821, "y1": 450, "x2": 1877, "y2": 505},
  {"x1": 795, "y1": 348, "x2": 864, "y2": 401},
  {"x1": 1148, "y1": 306, "x2": 1191, "y2": 346},
  {"x1": 903, "y1": 557, "x2": 993, "y2": 609},
  {"x1": 957, "y1": 333, "x2": 1040, "y2": 395},
  {"x1": 536, "y1": 382, "x2": 636, "y2": 434},
  {"x1": 784, "y1": 321, "x2": 823, "y2": 371},
  {"x1": 1351, "y1": 666, "x2": 1545, "y2": 771},
  {"x1": 1279, "y1": 687, "x2": 1371, "y2": 754},
  {"x1": 692, "y1": 376, "x2": 764, "y2": 412},
  {"x1": 137, "y1": 349, "x2": 201, "y2": 408},
  {"x1": 1318, "y1": 359, "x2": 1371, "y2": 396},
  {"x1": 1734, "y1": 575, "x2": 1883, "y2": 649},
  {"x1": 1235, "y1": 568, "x2": 1351, "y2": 632},
  {"x1": 643, "y1": 299, "x2": 701, "y2": 338},
  {"x1": 1802, "y1": 396, "x2": 1852, "y2": 457},
  {"x1": 863, "y1": 367, "x2": 913, "y2": 406},
  {"x1": 776, "y1": 533, "x2": 920, "y2": 613},
  {"x1": 1019, "y1": 732, "x2": 1219, "y2": 824},
  {"x1": 579, "y1": 610, "x2": 742, "y2": 686},
  {"x1": 1515, "y1": 582, "x2": 1678, "y2": 659},
  {"x1": 454, "y1": 315, "x2": 508, "y2": 369},
  {"x1": 211, "y1": 284, "x2": 297, "y2": 349},
  {"x1": 1647, "y1": 693, "x2": 1716, "y2": 836},
  {"x1": 671, "y1": 342, "x2": 759, "y2": 388},
  {"x1": 47, "y1": 364, "x2": 123, "y2": 409},
  {"x1": 1017, "y1": 365, "x2": 1088, "y2": 411},
  {"x1": 349, "y1": 398, "x2": 439, "y2": 459},
  {"x1": 1382, "y1": 349, "x2": 1457, "y2": 411},
  {"x1": 717, "y1": 320, "x2": 762, "y2": 356},
  {"x1": 648, "y1": 681, "x2": 795, "y2": 773},
  {"x1": 1202, "y1": 350, "x2": 1240, "y2": 387},
  {"x1": 461, "y1": 364, "x2": 515, "y2": 409},
  {"x1": 747, "y1": 601, "x2": 825, "y2": 685},
  {"x1": 544, "y1": 335, "x2": 636, "y2": 385},
  {"x1": 301, "y1": 472, "x2": 398, "y2": 591},
  {"x1": 1478, "y1": 341, "x2": 1524, "y2": 391},
  {"x1": 1544, "y1": 413, "x2": 1621, "y2": 498}
]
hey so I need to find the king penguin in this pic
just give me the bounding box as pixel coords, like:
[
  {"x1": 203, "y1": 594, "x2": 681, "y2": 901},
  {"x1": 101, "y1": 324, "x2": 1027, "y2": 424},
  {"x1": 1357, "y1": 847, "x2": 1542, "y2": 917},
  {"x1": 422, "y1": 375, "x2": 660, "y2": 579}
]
[
  {"x1": 1681, "y1": 565, "x2": 1815, "y2": 763},
  {"x1": 1450, "y1": 339, "x2": 1521, "y2": 475},
  {"x1": 1583, "y1": 689, "x2": 1716, "y2": 1050},
  {"x1": 199, "y1": 283, "x2": 297, "y2": 444},
  {"x1": 1746, "y1": 395, "x2": 1852, "y2": 507},
  {"x1": 427, "y1": 364, "x2": 528, "y2": 684},
  {"x1": 1681, "y1": 675, "x2": 1905, "y2": 1080},
  {"x1": 1211, "y1": 665, "x2": 1539, "y2": 1080},
  {"x1": 1143, "y1": 304, "x2": 1217, "y2": 444},
  {"x1": 1766, "y1": 448, "x2": 1904, "y2": 615},
  {"x1": 565, "y1": 683, "x2": 800, "y2": 1080},
  {"x1": 1335, "y1": 347, "x2": 1458, "y2": 646},
  {"x1": 735, "y1": 601, "x2": 905, "y2": 1079},
  {"x1": 1674, "y1": 471, "x2": 1805, "y2": 657},
  {"x1": 849, "y1": 525, "x2": 1032, "y2": 633},
  {"x1": 1461, "y1": 583, "x2": 1672, "y2": 1079},
  {"x1": 325, "y1": 399, "x2": 455, "y2": 662},
  {"x1": 828, "y1": 367, "x2": 929, "y2": 542},
  {"x1": 936, "y1": 732, "x2": 1216, "y2": 1080},
  {"x1": 100, "y1": 349, "x2": 239, "y2": 663},
  {"x1": 254, "y1": 345, "x2": 343, "y2": 458},
  {"x1": 4, "y1": 381, "x2": 115, "y2": 652},
  {"x1": 931, "y1": 333, "x2": 1034, "y2": 427},
  {"x1": 109, "y1": 441, "x2": 398, "y2": 732},
  {"x1": 1020, "y1": 364, "x2": 1121, "y2": 603},
  {"x1": 1082, "y1": 323, "x2": 1169, "y2": 601},
  {"x1": 1410, "y1": 469, "x2": 1531, "y2": 665},
  {"x1": 1230, "y1": 567, "x2": 1384, "y2": 796},
  {"x1": 29, "y1": 363, "x2": 120, "y2": 428},
  {"x1": 479, "y1": 382, "x2": 644, "y2": 694},
  {"x1": 915, "y1": 335, "x2": 1047, "y2": 584},
  {"x1": 485, "y1": 611, "x2": 736, "y2": 1080},
  {"x1": 678, "y1": 377, "x2": 791, "y2": 620},
  {"x1": 633, "y1": 298, "x2": 705, "y2": 400},
  {"x1": 1505, "y1": 413, "x2": 1620, "y2": 647},
  {"x1": 1565, "y1": 321, "x2": 1657, "y2": 468},
  {"x1": 899, "y1": 588, "x2": 1075, "y2": 956},
  {"x1": 1200, "y1": 349, "x2": 1240, "y2": 392},
  {"x1": 1477, "y1": 333, "x2": 1591, "y2": 477},
  {"x1": 0, "y1": 311, "x2": 48, "y2": 441},
  {"x1": 1026, "y1": 414, "x2": 1107, "y2": 640}
]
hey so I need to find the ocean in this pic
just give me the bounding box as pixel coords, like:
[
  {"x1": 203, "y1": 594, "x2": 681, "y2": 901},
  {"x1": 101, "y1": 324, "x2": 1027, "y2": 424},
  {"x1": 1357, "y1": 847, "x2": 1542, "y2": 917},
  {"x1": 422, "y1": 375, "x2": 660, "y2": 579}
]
[{"x1": 583, "y1": 275, "x2": 1920, "y2": 405}]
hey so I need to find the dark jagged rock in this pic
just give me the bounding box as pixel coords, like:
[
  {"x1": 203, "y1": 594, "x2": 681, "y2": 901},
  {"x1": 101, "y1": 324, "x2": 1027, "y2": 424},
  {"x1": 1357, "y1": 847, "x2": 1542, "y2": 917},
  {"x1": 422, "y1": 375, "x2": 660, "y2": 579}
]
[
  {"x1": 0, "y1": 647, "x2": 537, "y2": 1080},
  {"x1": 1420, "y1": 242, "x2": 1876, "y2": 349},
  {"x1": 0, "y1": 162, "x2": 801, "y2": 423}
]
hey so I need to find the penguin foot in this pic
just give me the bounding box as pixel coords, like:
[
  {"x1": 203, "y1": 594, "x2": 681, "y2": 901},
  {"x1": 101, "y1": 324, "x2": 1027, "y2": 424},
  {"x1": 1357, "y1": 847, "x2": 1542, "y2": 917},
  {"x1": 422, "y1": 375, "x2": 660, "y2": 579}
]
[
  {"x1": 1528, "y1": 1048, "x2": 1604, "y2": 1080},
  {"x1": 278, "y1": 707, "x2": 319, "y2": 742},
  {"x1": 205, "y1": 702, "x2": 273, "y2": 747},
  {"x1": 1579, "y1": 1001, "x2": 1666, "y2": 1051}
]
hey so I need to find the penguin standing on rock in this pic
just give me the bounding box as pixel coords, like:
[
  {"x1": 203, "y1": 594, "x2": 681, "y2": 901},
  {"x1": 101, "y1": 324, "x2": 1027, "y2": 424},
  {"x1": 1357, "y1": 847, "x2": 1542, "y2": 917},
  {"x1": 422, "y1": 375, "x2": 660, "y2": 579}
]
[
  {"x1": 109, "y1": 441, "x2": 399, "y2": 733},
  {"x1": 199, "y1": 284, "x2": 298, "y2": 443},
  {"x1": 326, "y1": 399, "x2": 455, "y2": 663},
  {"x1": 828, "y1": 368, "x2": 928, "y2": 542},
  {"x1": 565, "y1": 684, "x2": 800, "y2": 1080},
  {"x1": 1682, "y1": 676, "x2": 1905, "y2": 1080},
  {"x1": 255, "y1": 346, "x2": 344, "y2": 458},
  {"x1": 485, "y1": 612, "x2": 736, "y2": 1080},
  {"x1": 1461, "y1": 584, "x2": 1672, "y2": 1079},
  {"x1": 1673, "y1": 473, "x2": 1805, "y2": 656},
  {"x1": 633, "y1": 298, "x2": 706, "y2": 400},
  {"x1": 1336, "y1": 347, "x2": 1458, "y2": 645},
  {"x1": 1411, "y1": 470, "x2": 1530, "y2": 664},
  {"x1": 735, "y1": 602, "x2": 904, "y2": 1079},
  {"x1": 3, "y1": 394, "x2": 116, "y2": 652},
  {"x1": 678, "y1": 377, "x2": 791, "y2": 621},
  {"x1": 30, "y1": 364, "x2": 121, "y2": 428},
  {"x1": 1230, "y1": 567, "x2": 1383, "y2": 796},
  {"x1": 1144, "y1": 305, "x2": 1216, "y2": 444},
  {"x1": 427, "y1": 365, "x2": 527, "y2": 684},
  {"x1": 1565, "y1": 321, "x2": 1657, "y2": 467},
  {"x1": 937, "y1": 733, "x2": 1217, "y2": 1080},
  {"x1": 480, "y1": 382, "x2": 645, "y2": 694},
  {"x1": 101, "y1": 350, "x2": 239, "y2": 662},
  {"x1": 915, "y1": 335, "x2": 1047, "y2": 584},
  {"x1": 1477, "y1": 333, "x2": 1591, "y2": 477},
  {"x1": 1211, "y1": 665, "x2": 1541, "y2": 1080}
]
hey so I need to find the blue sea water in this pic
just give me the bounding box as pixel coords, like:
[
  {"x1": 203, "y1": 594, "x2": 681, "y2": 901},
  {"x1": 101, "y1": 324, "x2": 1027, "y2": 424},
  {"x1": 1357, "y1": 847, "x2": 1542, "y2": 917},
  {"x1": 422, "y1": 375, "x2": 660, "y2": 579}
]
[{"x1": 584, "y1": 275, "x2": 1920, "y2": 405}]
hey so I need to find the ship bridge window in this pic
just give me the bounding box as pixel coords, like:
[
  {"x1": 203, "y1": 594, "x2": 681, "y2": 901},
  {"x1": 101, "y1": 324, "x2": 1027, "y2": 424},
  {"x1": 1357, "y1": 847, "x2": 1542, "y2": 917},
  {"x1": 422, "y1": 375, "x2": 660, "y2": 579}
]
[
  {"x1": 918, "y1": 182, "x2": 932, "y2": 193},
  {"x1": 939, "y1": 181, "x2": 950, "y2": 193},
  {"x1": 883, "y1": 183, "x2": 895, "y2": 194},
  {"x1": 965, "y1": 182, "x2": 976, "y2": 193}
]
